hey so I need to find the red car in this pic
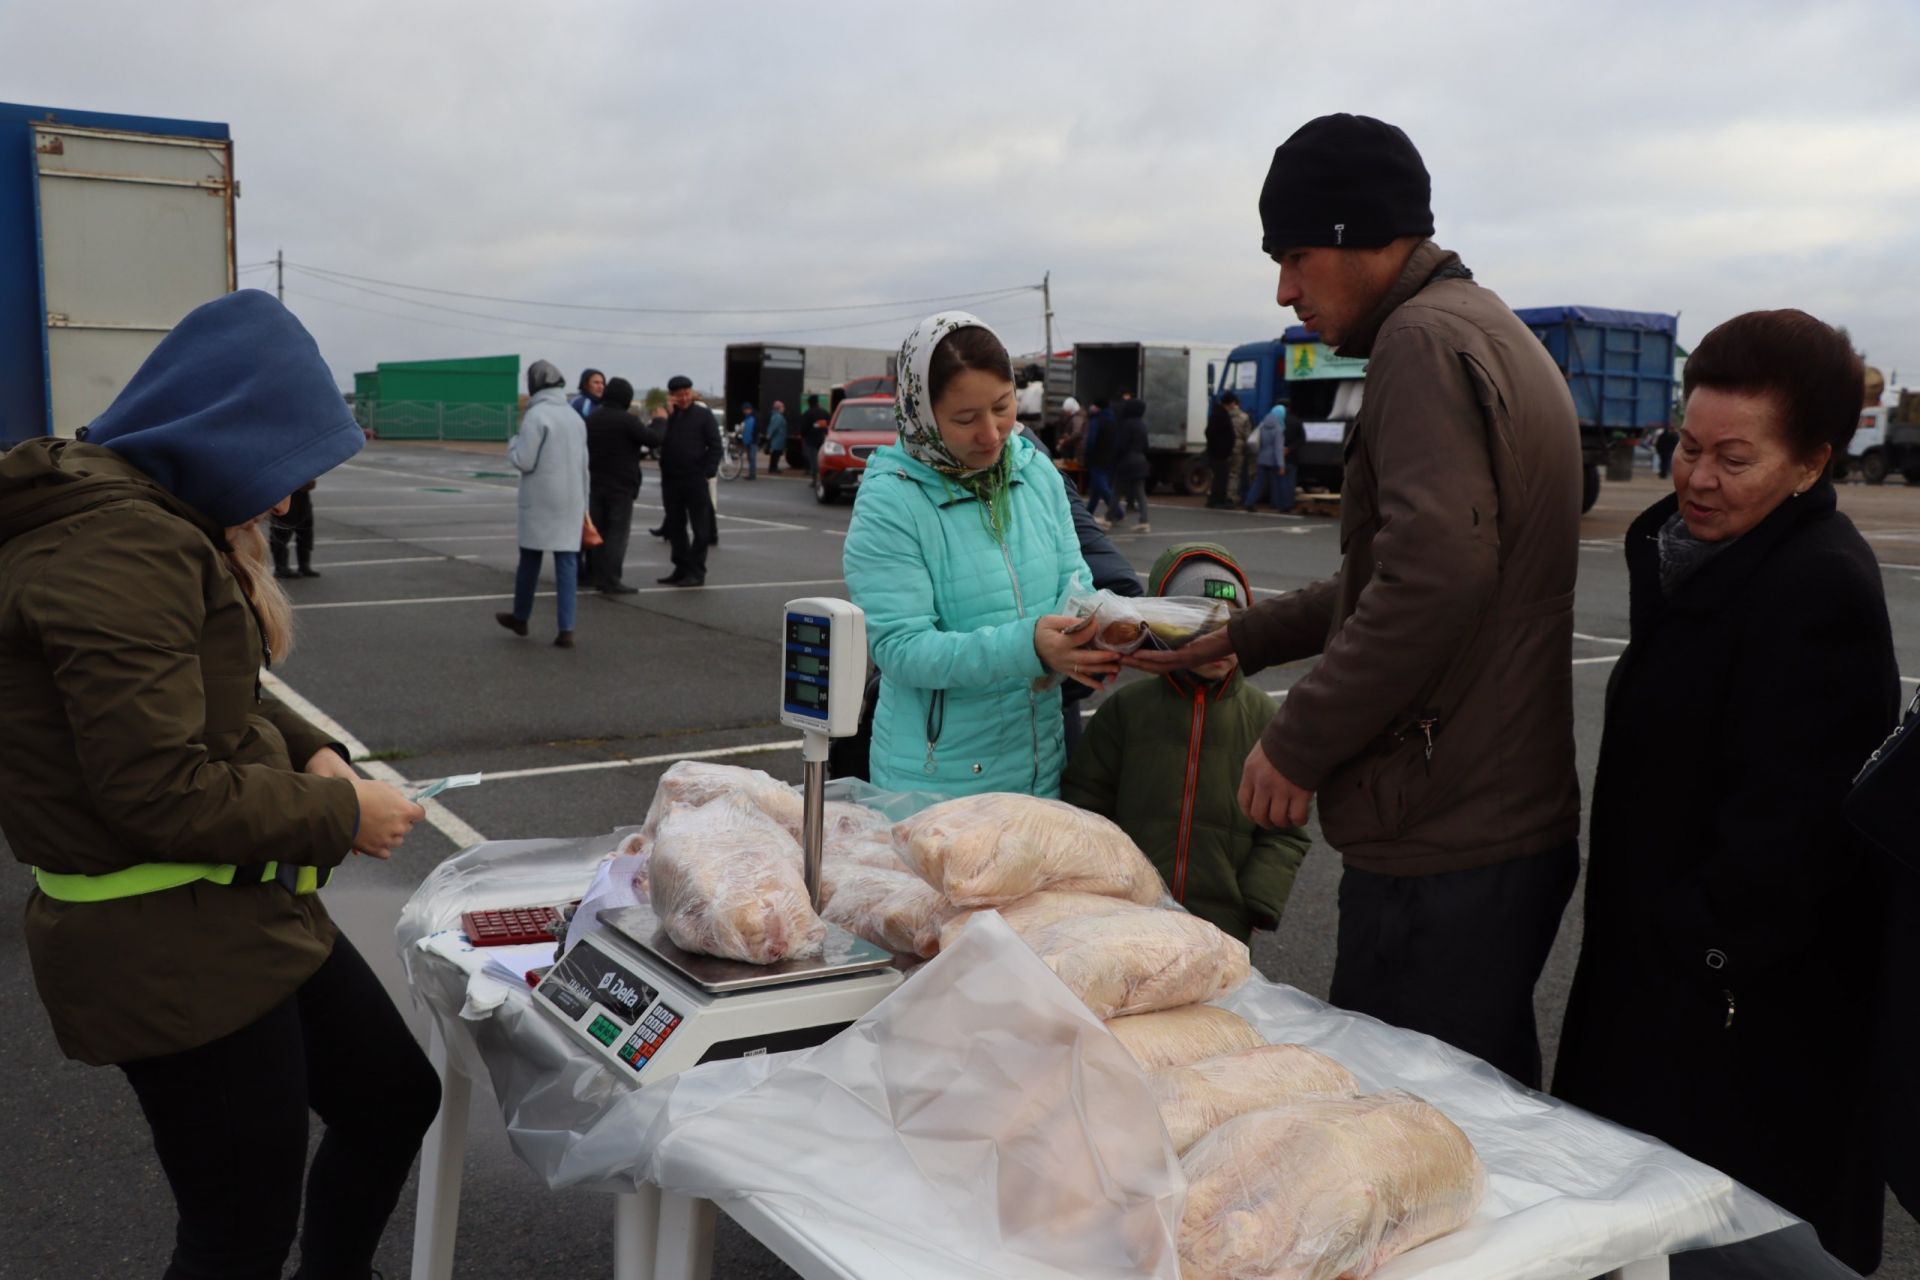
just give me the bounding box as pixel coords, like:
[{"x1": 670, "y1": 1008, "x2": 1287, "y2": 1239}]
[{"x1": 814, "y1": 395, "x2": 896, "y2": 503}]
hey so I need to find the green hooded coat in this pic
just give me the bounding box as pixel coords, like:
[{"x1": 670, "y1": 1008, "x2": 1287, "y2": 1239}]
[{"x1": 1060, "y1": 544, "x2": 1309, "y2": 942}]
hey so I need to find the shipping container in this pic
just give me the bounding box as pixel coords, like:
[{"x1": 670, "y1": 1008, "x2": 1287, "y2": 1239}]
[
  {"x1": 723, "y1": 343, "x2": 896, "y2": 446},
  {"x1": 1, "y1": 101, "x2": 235, "y2": 444}
]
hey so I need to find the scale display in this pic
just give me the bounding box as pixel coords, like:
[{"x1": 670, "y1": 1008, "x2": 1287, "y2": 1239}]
[{"x1": 780, "y1": 599, "x2": 864, "y2": 736}]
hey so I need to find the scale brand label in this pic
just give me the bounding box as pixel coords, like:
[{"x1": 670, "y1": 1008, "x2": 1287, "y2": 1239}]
[
  {"x1": 597, "y1": 970, "x2": 647, "y2": 1016},
  {"x1": 540, "y1": 942, "x2": 657, "y2": 1028}
]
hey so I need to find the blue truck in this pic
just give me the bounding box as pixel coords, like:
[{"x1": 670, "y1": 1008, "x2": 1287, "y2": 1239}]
[
  {"x1": 1214, "y1": 307, "x2": 1678, "y2": 512},
  {"x1": 1, "y1": 101, "x2": 235, "y2": 445}
]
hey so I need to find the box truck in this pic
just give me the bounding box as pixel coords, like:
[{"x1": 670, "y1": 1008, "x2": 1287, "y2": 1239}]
[
  {"x1": 1072, "y1": 340, "x2": 1233, "y2": 495},
  {"x1": 1, "y1": 102, "x2": 236, "y2": 444}
]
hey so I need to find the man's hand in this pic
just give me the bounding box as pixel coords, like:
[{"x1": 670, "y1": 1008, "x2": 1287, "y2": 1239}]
[
  {"x1": 1123, "y1": 626, "x2": 1233, "y2": 676},
  {"x1": 1238, "y1": 742, "x2": 1313, "y2": 829}
]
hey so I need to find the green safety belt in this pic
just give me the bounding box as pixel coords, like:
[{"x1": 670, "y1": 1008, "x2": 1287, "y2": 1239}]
[{"x1": 32, "y1": 859, "x2": 330, "y2": 903}]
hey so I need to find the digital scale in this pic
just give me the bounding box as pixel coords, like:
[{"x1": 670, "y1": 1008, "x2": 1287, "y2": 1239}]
[{"x1": 533, "y1": 598, "x2": 902, "y2": 1086}]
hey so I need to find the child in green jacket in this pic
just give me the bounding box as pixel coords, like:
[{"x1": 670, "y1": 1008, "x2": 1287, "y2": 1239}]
[{"x1": 1061, "y1": 543, "x2": 1309, "y2": 943}]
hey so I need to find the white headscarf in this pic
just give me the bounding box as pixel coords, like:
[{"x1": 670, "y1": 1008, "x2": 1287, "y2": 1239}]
[{"x1": 894, "y1": 310, "x2": 1006, "y2": 478}]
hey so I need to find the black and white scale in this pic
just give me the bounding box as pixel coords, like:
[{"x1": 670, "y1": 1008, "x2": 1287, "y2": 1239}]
[{"x1": 533, "y1": 597, "x2": 903, "y2": 1085}]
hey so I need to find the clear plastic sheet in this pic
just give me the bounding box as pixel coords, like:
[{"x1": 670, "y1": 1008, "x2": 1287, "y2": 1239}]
[
  {"x1": 1178, "y1": 1091, "x2": 1487, "y2": 1280},
  {"x1": 892, "y1": 792, "x2": 1167, "y2": 907},
  {"x1": 1021, "y1": 903, "x2": 1253, "y2": 1019},
  {"x1": 940, "y1": 887, "x2": 1141, "y2": 951},
  {"x1": 818, "y1": 859, "x2": 953, "y2": 958},
  {"x1": 1150, "y1": 1044, "x2": 1360, "y2": 1154},
  {"x1": 647, "y1": 794, "x2": 825, "y2": 964},
  {"x1": 1065, "y1": 582, "x2": 1231, "y2": 653},
  {"x1": 633, "y1": 760, "x2": 887, "y2": 854},
  {"x1": 398, "y1": 826, "x2": 1802, "y2": 1280},
  {"x1": 1109, "y1": 1005, "x2": 1267, "y2": 1070}
]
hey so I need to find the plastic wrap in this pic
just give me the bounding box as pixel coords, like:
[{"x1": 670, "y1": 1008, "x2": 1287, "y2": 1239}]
[
  {"x1": 1108, "y1": 1006, "x2": 1268, "y2": 1070},
  {"x1": 1022, "y1": 906, "x2": 1252, "y2": 1019},
  {"x1": 647, "y1": 795, "x2": 825, "y2": 964},
  {"x1": 939, "y1": 888, "x2": 1141, "y2": 952},
  {"x1": 1150, "y1": 1044, "x2": 1360, "y2": 1154},
  {"x1": 893, "y1": 793, "x2": 1166, "y2": 907},
  {"x1": 1178, "y1": 1091, "x2": 1487, "y2": 1280},
  {"x1": 818, "y1": 859, "x2": 954, "y2": 958},
  {"x1": 1065, "y1": 585, "x2": 1231, "y2": 653},
  {"x1": 634, "y1": 760, "x2": 887, "y2": 852},
  {"x1": 397, "y1": 814, "x2": 1808, "y2": 1280}
]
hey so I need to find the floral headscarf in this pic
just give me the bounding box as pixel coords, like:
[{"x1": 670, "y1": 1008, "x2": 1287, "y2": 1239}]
[{"x1": 895, "y1": 310, "x2": 1016, "y2": 538}]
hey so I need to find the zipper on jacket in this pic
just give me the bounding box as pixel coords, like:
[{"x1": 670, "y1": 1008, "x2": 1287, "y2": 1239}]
[
  {"x1": 924, "y1": 690, "x2": 945, "y2": 776},
  {"x1": 1172, "y1": 689, "x2": 1208, "y2": 901},
  {"x1": 1722, "y1": 989, "x2": 1736, "y2": 1031},
  {"x1": 998, "y1": 537, "x2": 1041, "y2": 787},
  {"x1": 1416, "y1": 714, "x2": 1438, "y2": 774}
]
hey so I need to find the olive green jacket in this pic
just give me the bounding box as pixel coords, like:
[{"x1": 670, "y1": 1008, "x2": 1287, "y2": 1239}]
[
  {"x1": 1061, "y1": 667, "x2": 1309, "y2": 943},
  {"x1": 0, "y1": 440, "x2": 358, "y2": 1064}
]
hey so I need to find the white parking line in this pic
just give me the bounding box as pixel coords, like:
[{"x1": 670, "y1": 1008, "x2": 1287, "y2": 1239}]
[
  {"x1": 1573, "y1": 632, "x2": 1631, "y2": 646},
  {"x1": 315, "y1": 534, "x2": 519, "y2": 546},
  {"x1": 326, "y1": 502, "x2": 517, "y2": 513},
  {"x1": 476, "y1": 739, "x2": 805, "y2": 783},
  {"x1": 292, "y1": 579, "x2": 847, "y2": 610},
  {"x1": 314, "y1": 555, "x2": 480, "y2": 569},
  {"x1": 1572, "y1": 655, "x2": 1622, "y2": 665},
  {"x1": 260, "y1": 671, "x2": 486, "y2": 849},
  {"x1": 296, "y1": 591, "x2": 552, "y2": 611}
]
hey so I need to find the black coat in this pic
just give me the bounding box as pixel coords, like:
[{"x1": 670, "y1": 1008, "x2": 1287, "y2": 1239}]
[
  {"x1": 1083, "y1": 408, "x2": 1118, "y2": 468},
  {"x1": 657, "y1": 403, "x2": 722, "y2": 482},
  {"x1": 1112, "y1": 400, "x2": 1150, "y2": 480},
  {"x1": 1552, "y1": 482, "x2": 1899, "y2": 1274},
  {"x1": 583, "y1": 405, "x2": 658, "y2": 497},
  {"x1": 1205, "y1": 401, "x2": 1236, "y2": 457}
]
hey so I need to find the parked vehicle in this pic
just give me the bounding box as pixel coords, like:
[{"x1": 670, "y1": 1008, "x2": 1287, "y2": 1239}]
[
  {"x1": 1072, "y1": 341, "x2": 1232, "y2": 496},
  {"x1": 1, "y1": 101, "x2": 236, "y2": 444},
  {"x1": 1515, "y1": 307, "x2": 1677, "y2": 513},
  {"x1": 1839, "y1": 390, "x2": 1920, "y2": 485},
  {"x1": 724, "y1": 343, "x2": 895, "y2": 458},
  {"x1": 814, "y1": 395, "x2": 896, "y2": 504}
]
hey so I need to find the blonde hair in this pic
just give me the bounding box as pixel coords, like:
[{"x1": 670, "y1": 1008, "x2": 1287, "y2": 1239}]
[{"x1": 224, "y1": 519, "x2": 295, "y2": 662}]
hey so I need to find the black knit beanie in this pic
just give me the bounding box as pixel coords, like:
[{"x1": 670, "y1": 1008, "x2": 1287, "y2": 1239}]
[
  {"x1": 603, "y1": 376, "x2": 634, "y2": 410},
  {"x1": 1259, "y1": 114, "x2": 1433, "y2": 256}
]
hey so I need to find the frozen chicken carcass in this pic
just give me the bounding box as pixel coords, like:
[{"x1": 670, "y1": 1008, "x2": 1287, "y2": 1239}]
[
  {"x1": 639, "y1": 761, "x2": 886, "y2": 848},
  {"x1": 937, "y1": 889, "x2": 1141, "y2": 952},
  {"x1": 827, "y1": 831, "x2": 912, "y2": 873},
  {"x1": 1178, "y1": 1092, "x2": 1487, "y2": 1280},
  {"x1": 1023, "y1": 907, "x2": 1250, "y2": 1019},
  {"x1": 1150, "y1": 1045, "x2": 1360, "y2": 1154},
  {"x1": 818, "y1": 860, "x2": 954, "y2": 958},
  {"x1": 1106, "y1": 1006, "x2": 1265, "y2": 1071},
  {"x1": 891, "y1": 793, "x2": 1166, "y2": 907},
  {"x1": 647, "y1": 796, "x2": 825, "y2": 965}
]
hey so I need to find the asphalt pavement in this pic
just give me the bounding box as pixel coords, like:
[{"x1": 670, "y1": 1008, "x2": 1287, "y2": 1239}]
[{"x1": 4, "y1": 443, "x2": 1917, "y2": 1278}]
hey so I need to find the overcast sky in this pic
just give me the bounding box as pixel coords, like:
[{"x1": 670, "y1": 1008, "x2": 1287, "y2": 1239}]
[{"x1": 6, "y1": 0, "x2": 1917, "y2": 395}]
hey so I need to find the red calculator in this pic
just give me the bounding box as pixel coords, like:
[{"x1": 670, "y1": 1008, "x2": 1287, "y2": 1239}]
[{"x1": 460, "y1": 905, "x2": 567, "y2": 947}]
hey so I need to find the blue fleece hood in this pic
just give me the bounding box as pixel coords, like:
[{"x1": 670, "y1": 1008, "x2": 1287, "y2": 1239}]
[{"x1": 81, "y1": 290, "x2": 363, "y2": 527}]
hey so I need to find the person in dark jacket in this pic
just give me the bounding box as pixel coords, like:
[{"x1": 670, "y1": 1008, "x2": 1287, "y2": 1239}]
[
  {"x1": 1082, "y1": 398, "x2": 1117, "y2": 520},
  {"x1": 1063, "y1": 544, "x2": 1309, "y2": 941},
  {"x1": 583, "y1": 376, "x2": 658, "y2": 594},
  {"x1": 1654, "y1": 422, "x2": 1680, "y2": 478},
  {"x1": 1107, "y1": 396, "x2": 1151, "y2": 532},
  {"x1": 1282, "y1": 409, "x2": 1306, "y2": 500},
  {"x1": 765, "y1": 400, "x2": 789, "y2": 475},
  {"x1": 1134, "y1": 115, "x2": 1583, "y2": 1089},
  {"x1": 800, "y1": 394, "x2": 831, "y2": 477},
  {"x1": 0, "y1": 291, "x2": 438, "y2": 1279},
  {"x1": 656, "y1": 374, "x2": 723, "y2": 587},
  {"x1": 1205, "y1": 393, "x2": 1239, "y2": 508},
  {"x1": 269, "y1": 478, "x2": 320, "y2": 577},
  {"x1": 1553, "y1": 310, "x2": 1900, "y2": 1274},
  {"x1": 569, "y1": 367, "x2": 604, "y2": 419}
]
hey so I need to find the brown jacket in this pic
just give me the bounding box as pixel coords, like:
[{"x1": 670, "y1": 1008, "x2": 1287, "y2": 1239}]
[
  {"x1": 0, "y1": 440, "x2": 359, "y2": 1063},
  {"x1": 1229, "y1": 241, "x2": 1582, "y2": 874}
]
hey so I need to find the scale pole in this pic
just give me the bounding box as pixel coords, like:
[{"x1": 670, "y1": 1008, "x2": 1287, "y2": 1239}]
[{"x1": 802, "y1": 732, "x2": 828, "y2": 910}]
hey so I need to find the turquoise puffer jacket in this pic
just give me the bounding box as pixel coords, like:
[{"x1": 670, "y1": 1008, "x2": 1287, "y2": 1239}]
[{"x1": 844, "y1": 435, "x2": 1092, "y2": 797}]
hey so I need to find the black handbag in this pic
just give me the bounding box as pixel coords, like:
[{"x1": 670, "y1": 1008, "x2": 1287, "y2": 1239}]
[{"x1": 1845, "y1": 686, "x2": 1920, "y2": 870}]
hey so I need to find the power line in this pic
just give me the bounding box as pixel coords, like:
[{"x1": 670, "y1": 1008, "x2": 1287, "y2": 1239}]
[
  {"x1": 284, "y1": 268, "x2": 1036, "y2": 339},
  {"x1": 285, "y1": 260, "x2": 1039, "y2": 315}
]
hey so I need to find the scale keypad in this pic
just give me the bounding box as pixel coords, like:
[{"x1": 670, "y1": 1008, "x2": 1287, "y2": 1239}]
[{"x1": 616, "y1": 1002, "x2": 683, "y2": 1072}]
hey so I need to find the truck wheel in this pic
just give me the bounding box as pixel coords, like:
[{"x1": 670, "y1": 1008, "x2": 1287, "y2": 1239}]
[
  {"x1": 1581, "y1": 463, "x2": 1601, "y2": 514},
  {"x1": 1180, "y1": 456, "x2": 1213, "y2": 498},
  {"x1": 1862, "y1": 450, "x2": 1889, "y2": 485},
  {"x1": 1905, "y1": 469, "x2": 1920, "y2": 487}
]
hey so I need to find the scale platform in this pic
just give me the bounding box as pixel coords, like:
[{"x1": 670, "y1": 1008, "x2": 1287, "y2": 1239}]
[{"x1": 533, "y1": 905, "x2": 903, "y2": 1086}]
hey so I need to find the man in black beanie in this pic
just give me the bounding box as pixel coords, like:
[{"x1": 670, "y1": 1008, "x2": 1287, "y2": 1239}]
[{"x1": 1134, "y1": 113, "x2": 1583, "y2": 1090}]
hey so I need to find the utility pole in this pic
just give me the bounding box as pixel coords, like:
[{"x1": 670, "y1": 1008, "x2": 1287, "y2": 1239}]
[
  {"x1": 1041, "y1": 271, "x2": 1053, "y2": 358},
  {"x1": 275, "y1": 248, "x2": 284, "y2": 303}
]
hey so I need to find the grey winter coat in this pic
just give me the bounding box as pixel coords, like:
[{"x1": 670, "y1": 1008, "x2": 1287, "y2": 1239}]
[{"x1": 509, "y1": 387, "x2": 590, "y2": 551}]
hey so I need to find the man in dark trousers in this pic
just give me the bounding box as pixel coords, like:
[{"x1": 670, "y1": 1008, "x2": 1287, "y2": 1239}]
[
  {"x1": 656, "y1": 375, "x2": 722, "y2": 587},
  {"x1": 1133, "y1": 114, "x2": 1582, "y2": 1089},
  {"x1": 582, "y1": 376, "x2": 652, "y2": 594},
  {"x1": 799, "y1": 394, "x2": 830, "y2": 478},
  {"x1": 269, "y1": 479, "x2": 320, "y2": 578},
  {"x1": 1205, "y1": 392, "x2": 1239, "y2": 508}
]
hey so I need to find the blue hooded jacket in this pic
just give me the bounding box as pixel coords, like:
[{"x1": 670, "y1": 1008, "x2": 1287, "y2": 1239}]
[{"x1": 80, "y1": 290, "x2": 364, "y2": 527}]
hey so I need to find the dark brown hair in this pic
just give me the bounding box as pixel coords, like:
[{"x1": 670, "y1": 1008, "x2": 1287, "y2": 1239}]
[
  {"x1": 928, "y1": 325, "x2": 1013, "y2": 405},
  {"x1": 1682, "y1": 309, "x2": 1863, "y2": 458}
]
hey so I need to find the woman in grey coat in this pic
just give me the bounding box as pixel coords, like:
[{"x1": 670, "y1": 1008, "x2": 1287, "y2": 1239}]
[{"x1": 497, "y1": 360, "x2": 589, "y2": 647}]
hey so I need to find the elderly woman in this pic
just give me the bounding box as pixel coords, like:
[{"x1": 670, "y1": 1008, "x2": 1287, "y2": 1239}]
[
  {"x1": 1553, "y1": 310, "x2": 1900, "y2": 1272},
  {"x1": 843, "y1": 312, "x2": 1116, "y2": 798}
]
